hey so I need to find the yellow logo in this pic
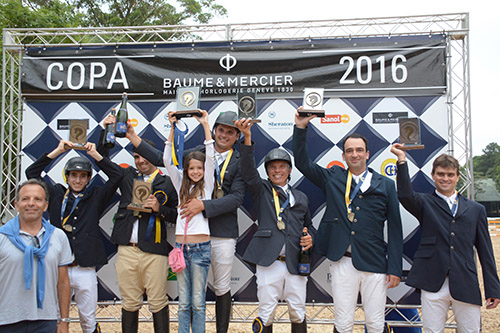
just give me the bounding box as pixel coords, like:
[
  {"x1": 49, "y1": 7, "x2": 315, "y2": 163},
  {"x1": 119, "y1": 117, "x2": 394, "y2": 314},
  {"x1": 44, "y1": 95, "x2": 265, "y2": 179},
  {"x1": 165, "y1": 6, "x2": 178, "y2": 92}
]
[
  {"x1": 381, "y1": 158, "x2": 398, "y2": 177},
  {"x1": 129, "y1": 118, "x2": 138, "y2": 127},
  {"x1": 341, "y1": 114, "x2": 350, "y2": 123}
]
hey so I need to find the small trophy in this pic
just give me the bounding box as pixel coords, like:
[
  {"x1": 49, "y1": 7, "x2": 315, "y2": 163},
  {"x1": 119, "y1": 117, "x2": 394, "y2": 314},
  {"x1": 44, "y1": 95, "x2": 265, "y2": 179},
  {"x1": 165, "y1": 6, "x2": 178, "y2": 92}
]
[
  {"x1": 398, "y1": 117, "x2": 425, "y2": 150},
  {"x1": 127, "y1": 180, "x2": 153, "y2": 212},
  {"x1": 299, "y1": 88, "x2": 325, "y2": 118},
  {"x1": 68, "y1": 119, "x2": 88, "y2": 150},
  {"x1": 237, "y1": 92, "x2": 261, "y2": 123},
  {"x1": 174, "y1": 87, "x2": 202, "y2": 119}
]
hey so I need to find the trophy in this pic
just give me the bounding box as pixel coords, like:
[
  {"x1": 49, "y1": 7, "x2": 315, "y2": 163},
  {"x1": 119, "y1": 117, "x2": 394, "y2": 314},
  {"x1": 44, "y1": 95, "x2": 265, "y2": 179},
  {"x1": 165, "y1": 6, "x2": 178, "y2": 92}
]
[
  {"x1": 398, "y1": 117, "x2": 425, "y2": 150},
  {"x1": 127, "y1": 180, "x2": 153, "y2": 212},
  {"x1": 299, "y1": 88, "x2": 325, "y2": 118},
  {"x1": 174, "y1": 87, "x2": 202, "y2": 119},
  {"x1": 67, "y1": 119, "x2": 88, "y2": 150},
  {"x1": 237, "y1": 92, "x2": 261, "y2": 123}
]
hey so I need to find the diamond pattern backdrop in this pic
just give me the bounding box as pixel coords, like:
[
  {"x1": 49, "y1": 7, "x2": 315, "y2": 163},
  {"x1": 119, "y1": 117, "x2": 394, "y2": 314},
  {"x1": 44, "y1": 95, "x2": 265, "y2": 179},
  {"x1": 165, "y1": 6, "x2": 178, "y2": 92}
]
[{"x1": 21, "y1": 96, "x2": 447, "y2": 304}]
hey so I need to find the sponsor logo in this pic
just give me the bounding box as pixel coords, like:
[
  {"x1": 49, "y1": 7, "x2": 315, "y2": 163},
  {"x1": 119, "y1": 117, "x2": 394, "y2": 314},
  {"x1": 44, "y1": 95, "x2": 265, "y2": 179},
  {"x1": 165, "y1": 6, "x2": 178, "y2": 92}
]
[
  {"x1": 268, "y1": 110, "x2": 276, "y2": 119},
  {"x1": 321, "y1": 114, "x2": 350, "y2": 124},
  {"x1": 219, "y1": 54, "x2": 237, "y2": 72},
  {"x1": 327, "y1": 160, "x2": 345, "y2": 169},
  {"x1": 129, "y1": 118, "x2": 138, "y2": 127},
  {"x1": 381, "y1": 158, "x2": 398, "y2": 177},
  {"x1": 372, "y1": 112, "x2": 408, "y2": 124}
]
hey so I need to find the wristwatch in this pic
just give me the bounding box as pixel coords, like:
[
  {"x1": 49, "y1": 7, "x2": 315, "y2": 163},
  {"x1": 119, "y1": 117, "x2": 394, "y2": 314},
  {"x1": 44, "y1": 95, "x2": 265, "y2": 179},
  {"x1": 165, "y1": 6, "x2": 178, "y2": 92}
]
[{"x1": 60, "y1": 318, "x2": 71, "y2": 323}]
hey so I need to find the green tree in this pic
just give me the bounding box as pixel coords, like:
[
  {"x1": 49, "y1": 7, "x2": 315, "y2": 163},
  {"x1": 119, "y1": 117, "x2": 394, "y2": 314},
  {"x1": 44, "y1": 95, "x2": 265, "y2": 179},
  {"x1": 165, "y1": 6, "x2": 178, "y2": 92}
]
[
  {"x1": 73, "y1": 0, "x2": 227, "y2": 27},
  {"x1": 473, "y1": 142, "x2": 500, "y2": 192}
]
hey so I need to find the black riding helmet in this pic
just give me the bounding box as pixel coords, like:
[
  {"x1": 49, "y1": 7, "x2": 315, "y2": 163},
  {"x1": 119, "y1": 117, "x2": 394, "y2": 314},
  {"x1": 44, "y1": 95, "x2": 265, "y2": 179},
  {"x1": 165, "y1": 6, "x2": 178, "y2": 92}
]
[{"x1": 64, "y1": 156, "x2": 93, "y2": 178}]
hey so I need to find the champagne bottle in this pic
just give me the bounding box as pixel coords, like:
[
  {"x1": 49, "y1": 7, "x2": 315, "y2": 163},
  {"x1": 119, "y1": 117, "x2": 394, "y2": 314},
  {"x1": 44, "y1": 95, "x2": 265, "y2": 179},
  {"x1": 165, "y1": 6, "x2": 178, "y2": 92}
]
[
  {"x1": 115, "y1": 92, "x2": 128, "y2": 138},
  {"x1": 298, "y1": 228, "x2": 311, "y2": 276},
  {"x1": 102, "y1": 108, "x2": 116, "y2": 148}
]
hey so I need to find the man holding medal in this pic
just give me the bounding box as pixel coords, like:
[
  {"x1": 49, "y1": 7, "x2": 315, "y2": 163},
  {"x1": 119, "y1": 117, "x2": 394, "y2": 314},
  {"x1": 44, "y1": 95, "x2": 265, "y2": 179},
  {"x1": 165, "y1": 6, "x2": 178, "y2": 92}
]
[
  {"x1": 235, "y1": 118, "x2": 315, "y2": 333},
  {"x1": 25, "y1": 140, "x2": 122, "y2": 333},
  {"x1": 127, "y1": 110, "x2": 247, "y2": 333},
  {"x1": 391, "y1": 144, "x2": 500, "y2": 332},
  {"x1": 99, "y1": 115, "x2": 178, "y2": 333},
  {"x1": 292, "y1": 108, "x2": 403, "y2": 333}
]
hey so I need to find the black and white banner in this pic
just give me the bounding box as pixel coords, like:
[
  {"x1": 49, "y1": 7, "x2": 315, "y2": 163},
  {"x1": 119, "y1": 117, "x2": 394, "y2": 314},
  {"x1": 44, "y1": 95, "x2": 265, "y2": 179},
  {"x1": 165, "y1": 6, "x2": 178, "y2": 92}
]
[{"x1": 21, "y1": 35, "x2": 446, "y2": 100}]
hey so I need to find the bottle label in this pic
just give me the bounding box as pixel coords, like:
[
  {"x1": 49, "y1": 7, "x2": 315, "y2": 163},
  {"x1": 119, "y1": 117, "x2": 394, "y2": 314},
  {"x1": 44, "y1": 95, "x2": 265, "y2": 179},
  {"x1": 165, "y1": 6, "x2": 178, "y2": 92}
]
[
  {"x1": 298, "y1": 263, "x2": 310, "y2": 274},
  {"x1": 106, "y1": 132, "x2": 115, "y2": 142},
  {"x1": 116, "y1": 122, "x2": 127, "y2": 133}
]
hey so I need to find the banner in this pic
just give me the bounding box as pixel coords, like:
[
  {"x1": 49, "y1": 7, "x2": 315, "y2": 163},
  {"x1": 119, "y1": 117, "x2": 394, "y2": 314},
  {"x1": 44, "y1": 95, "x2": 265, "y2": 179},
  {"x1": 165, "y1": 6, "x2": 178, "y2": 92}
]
[{"x1": 21, "y1": 35, "x2": 446, "y2": 100}]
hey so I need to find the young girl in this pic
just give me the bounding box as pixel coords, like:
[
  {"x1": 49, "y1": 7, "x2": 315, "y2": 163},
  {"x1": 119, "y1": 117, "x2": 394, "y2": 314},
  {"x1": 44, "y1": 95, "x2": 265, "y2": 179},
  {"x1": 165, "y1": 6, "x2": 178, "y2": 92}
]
[{"x1": 163, "y1": 110, "x2": 214, "y2": 333}]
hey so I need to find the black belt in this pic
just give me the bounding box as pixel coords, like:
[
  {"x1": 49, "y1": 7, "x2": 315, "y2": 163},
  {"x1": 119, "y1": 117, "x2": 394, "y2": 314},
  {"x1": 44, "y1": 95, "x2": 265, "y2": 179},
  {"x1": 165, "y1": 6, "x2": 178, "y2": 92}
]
[
  {"x1": 344, "y1": 252, "x2": 351, "y2": 258},
  {"x1": 276, "y1": 255, "x2": 286, "y2": 262}
]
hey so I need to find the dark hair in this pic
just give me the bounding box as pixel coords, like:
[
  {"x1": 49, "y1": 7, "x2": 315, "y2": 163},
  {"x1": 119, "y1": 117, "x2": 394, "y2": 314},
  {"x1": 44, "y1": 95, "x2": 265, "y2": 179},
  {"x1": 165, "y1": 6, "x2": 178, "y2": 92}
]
[
  {"x1": 342, "y1": 133, "x2": 368, "y2": 152},
  {"x1": 432, "y1": 154, "x2": 459, "y2": 175},
  {"x1": 17, "y1": 179, "x2": 49, "y2": 202},
  {"x1": 179, "y1": 151, "x2": 206, "y2": 205},
  {"x1": 132, "y1": 138, "x2": 156, "y2": 154}
]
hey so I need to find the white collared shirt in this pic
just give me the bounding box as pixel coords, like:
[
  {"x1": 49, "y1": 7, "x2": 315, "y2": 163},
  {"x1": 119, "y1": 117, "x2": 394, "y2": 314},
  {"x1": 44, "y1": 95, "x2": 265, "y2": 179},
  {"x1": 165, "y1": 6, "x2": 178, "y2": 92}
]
[
  {"x1": 352, "y1": 170, "x2": 372, "y2": 193},
  {"x1": 435, "y1": 190, "x2": 458, "y2": 214}
]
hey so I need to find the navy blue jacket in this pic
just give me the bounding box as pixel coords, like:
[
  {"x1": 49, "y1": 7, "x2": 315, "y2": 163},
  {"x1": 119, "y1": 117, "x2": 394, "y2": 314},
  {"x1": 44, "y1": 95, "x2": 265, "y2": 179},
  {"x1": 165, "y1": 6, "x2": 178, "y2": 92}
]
[
  {"x1": 133, "y1": 140, "x2": 246, "y2": 239},
  {"x1": 292, "y1": 126, "x2": 403, "y2": 277},
  {"x1": 240, "y1": 144, "x2": 316, "y2": 274},
  {"x1": 397, "y1": 161, "x2": 500, "y2": 305}
]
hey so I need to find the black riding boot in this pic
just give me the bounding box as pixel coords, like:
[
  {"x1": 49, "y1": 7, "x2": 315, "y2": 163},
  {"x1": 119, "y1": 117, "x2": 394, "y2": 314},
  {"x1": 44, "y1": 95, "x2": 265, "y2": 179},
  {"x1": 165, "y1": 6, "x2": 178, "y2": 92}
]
[
  {"x1": 153, "y1": 305, "x2": 170, "y2": 333},
  {"x1": 122, "y1": 309, "x2": 139, "y2": 333},
  {"x1": 291, "y1": 319, "x2": 307, "y2": 333},
  {"x1": 263, "y1": 324, "x2": 273, "y2": 333},
  {"x1": 216, "y1": 291, "x2": 232, "y2": 332}
]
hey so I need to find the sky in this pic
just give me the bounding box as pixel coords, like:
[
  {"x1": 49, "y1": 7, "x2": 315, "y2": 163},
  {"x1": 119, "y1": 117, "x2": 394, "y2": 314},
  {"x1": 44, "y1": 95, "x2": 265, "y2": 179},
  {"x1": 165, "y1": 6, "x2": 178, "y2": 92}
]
[{"x1": 208, "y1": 0, "x2": 497, "y2": 157}]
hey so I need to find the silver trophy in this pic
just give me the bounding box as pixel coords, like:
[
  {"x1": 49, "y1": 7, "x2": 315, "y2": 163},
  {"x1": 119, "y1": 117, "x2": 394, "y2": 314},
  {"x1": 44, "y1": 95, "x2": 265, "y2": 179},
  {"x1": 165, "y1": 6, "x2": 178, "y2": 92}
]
[
  {"x1": 174, "y1": 87, "x2": 202, "y2": 119},
  {"x1": 299, "y1": 88, "x2": 325, "y2": 117}
]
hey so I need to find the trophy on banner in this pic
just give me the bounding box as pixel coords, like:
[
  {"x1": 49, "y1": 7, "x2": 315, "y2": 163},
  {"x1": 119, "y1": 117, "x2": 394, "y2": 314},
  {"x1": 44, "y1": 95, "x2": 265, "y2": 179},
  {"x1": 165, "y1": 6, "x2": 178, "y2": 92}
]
[
  {"x1": 174, "y1": 87, "x2": 202, "y2": 119},
  {"x1": 127, "y1": 180, "x2": 153, "y2": 212},
  {"x1": 67, "y1": 119, "x2": 88, "y2": 150},
  {"x1": 398, "y1": 117, "x2": 425, "y2": 150},
  {"x1": 299, "y1": 88, "x2": 325, "y2": 118},
  {"x1": 237, "y1": 92, "x2": 261, "y2": 123}
]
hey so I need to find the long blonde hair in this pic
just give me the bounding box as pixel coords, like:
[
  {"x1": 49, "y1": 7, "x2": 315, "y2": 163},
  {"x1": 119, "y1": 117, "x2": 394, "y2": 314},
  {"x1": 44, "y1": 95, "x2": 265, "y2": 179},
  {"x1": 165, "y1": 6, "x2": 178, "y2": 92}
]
[{"x1": 179, "y1": 151, "x2": 206, "y2": 206}]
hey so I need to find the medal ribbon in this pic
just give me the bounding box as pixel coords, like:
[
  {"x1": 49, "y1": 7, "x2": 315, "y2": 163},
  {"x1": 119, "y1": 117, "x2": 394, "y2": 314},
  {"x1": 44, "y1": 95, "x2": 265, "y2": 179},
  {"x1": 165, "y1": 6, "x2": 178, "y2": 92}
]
[
  {"x1": 214, "y1": 149, "x2": 233, "y2": 194},
  {"x1": 344, "y1": 169, "x2": 368, "y2": 215},
  {"x1": 171, "y1": 121, "x2": 189, "y2": 170},
  {"x1": 272, "y1": 187, "x2": 291, "y2": 225},
  {"x1": 61, "y1": 189, "x2": 84, "y2": 228},
  {"x1": 451, "y1": 191, "x2": 458, "y2": 216},
  {"x1": 141, "y1": 170, "x2": 164, "y2": 243}
]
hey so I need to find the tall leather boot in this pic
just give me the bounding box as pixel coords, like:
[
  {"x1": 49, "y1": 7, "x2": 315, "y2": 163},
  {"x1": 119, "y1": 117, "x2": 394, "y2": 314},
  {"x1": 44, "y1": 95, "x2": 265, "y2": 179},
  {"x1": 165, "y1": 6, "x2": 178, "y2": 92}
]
[
  {"x1": 216, "y1": 291, "x2": 232, "y2": 333},
  {"x1": 122, "y1": 309, "x2": 139, "y2": 333},
  {"x1": 291, "y1": 318, "x2": 307, "y2": 333},
  {"x1": 333, "y1": 326, "x2": 340, "y2": 333},
  {"x1": 263, "y1": 324, "x2": 273, "y2": 333},
  {"x1": 153, "y1": 305, "x2": 170, "y2": 333}
]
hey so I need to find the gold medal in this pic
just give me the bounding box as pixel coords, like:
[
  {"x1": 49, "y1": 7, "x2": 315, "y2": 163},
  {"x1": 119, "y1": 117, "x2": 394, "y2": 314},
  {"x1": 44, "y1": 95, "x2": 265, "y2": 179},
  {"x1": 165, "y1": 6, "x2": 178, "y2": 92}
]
[
  {"x1": 277, "y1": 220, "x2": 285, "y2": 230},
  {"x1": 347, "y1": 212, "x2": 355, "y2": 222},
  {"x1": 216, "y1": 188, "x2": 224, "y2": 198},
  {"x1": 63, "y1": 224, "x2": 73, "y2": 232}
]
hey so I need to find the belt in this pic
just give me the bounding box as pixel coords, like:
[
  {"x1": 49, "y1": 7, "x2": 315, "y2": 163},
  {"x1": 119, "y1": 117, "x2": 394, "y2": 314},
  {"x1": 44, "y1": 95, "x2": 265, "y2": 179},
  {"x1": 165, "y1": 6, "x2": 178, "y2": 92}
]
[
  {"x1": 344, "y1": 252, "x2": 351, "y2": 258},
  {"x1": 69, "y1": 261, "x2": 78, "y2": 267},
  {"x1": 276, "y1": 255, "x2": 286, "y2": 262},
  {"x1": 127, "y1": 242, "x2": 139, "y2": 247}
]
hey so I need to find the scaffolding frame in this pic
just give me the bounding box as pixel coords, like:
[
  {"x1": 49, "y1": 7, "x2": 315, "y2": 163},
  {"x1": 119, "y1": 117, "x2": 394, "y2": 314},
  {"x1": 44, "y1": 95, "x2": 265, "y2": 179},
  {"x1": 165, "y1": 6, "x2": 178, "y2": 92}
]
[{"x1": 1, "y1": 14, "x2": 469, "y2": 329}]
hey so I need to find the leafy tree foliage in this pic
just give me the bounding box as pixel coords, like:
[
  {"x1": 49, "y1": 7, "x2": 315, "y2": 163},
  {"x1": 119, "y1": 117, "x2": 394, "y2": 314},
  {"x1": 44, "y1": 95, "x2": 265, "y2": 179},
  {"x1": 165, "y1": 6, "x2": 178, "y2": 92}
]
[{"x1": 473, "y1": 142, "x2": 500, "y2": 192}]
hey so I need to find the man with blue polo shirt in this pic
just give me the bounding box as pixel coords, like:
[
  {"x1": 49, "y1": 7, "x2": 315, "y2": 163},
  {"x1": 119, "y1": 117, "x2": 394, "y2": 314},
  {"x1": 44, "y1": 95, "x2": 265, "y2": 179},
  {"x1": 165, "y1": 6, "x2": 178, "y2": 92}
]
[{"x1": 0, "y1": 179, "x2": 72, "y2": 333}]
